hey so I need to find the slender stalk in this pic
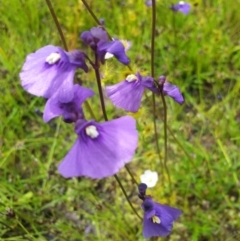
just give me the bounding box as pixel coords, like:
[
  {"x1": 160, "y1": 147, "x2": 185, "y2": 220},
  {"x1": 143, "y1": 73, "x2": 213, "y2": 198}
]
[
  {"x1": 82, "y1": 0, "x2": 138, "y2": 188},
  {"x1": 84, "y1": 101, "x2": 96, "y2": 119},
  {"x1": 45, "y1": 0, "x2": 68, "y2": 51},
  {"x1": 151, "y1": 0, "x2": 165, "y2": 182},
  {"x1": 160, "y1": 92, "x2": 171, "y2": 187},
  {"x1": 151, "y1": 0, "x2": 171, "y2": 187},
  {"x1": 152, "y1": 94, "x2": 164, "y2": 183},
  {"x1": 94, "y1": 54, "x2": 108, "y2": 120},
  {"x1": 172, "y1": 11, "x2": 178, "y2": 71},
  {"x1": 151, "y1": 0, "x2": 156, "y2": 78},
  {"x1": 114, "y1": 174, "x2": 142, "y2": 220},
  {"x1": 125, "y1": 164, "x2": 138, "y2": 186},
  {"x1": 81, "y1": 0, "x2": 112, "y2": 39},
  {"x1": 81, "y1": 0, "x2": 100, "y2": 25},
  {"x1": 94, "y1": 53, "x2": 141, "y2": 221}
]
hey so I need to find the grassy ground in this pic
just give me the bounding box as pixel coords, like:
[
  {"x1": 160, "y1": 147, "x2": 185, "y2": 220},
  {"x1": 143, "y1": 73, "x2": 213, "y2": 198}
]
[{"x1": 0, "y1": 0, "x2": 240, "y2": 240}]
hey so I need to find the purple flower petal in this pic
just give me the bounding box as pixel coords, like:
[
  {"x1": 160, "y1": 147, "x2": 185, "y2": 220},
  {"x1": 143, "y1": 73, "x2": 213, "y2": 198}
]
[
  {"x1": 106, "y1": 73, "x2": 155, "y2": 112},
  {"x1": 163, "y1": 81, "x2": 184, "y2": 104},
  {"x1": 142, "y1": 198, "x2": 182, "y2": 238},
  {"x1": 106, "y1": 75, "x2": 144, "y2": 112},
  {"x1": 81, "y1": 27, "x2": 108, "y2": 49},
  {"x1": 98, "y1": 40, "x2": 130, "y2": 65},
  {"x1": 43, "y1": 84, "x2": 94, "y2": 123},
  {"x1": 171, "y1": 1, "x2": 191, "y2": 15},
  {"x1": 20, "y1": 45, "x2": 88, "y2": 102},
  {"x1": 90, "y1": 27, "x2": 109, "y2": 42},
  {"x1": 145, "y1": 0, "x2": 152, "y2": 7},
  {"x1": 58, "y1": 116, "x2": 138, "y2": 179}
]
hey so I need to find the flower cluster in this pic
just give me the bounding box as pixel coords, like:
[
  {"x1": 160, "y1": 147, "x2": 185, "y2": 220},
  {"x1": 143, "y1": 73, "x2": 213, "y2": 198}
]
[
  {"x1": 138, "y1": 183, "x2": 182, "y2": 238},
  {"x1": 19, "y1": 18, "x2": 184, "y2": 238},
  {"x1": 19, "y1": 27, "x2": 138, "y2": 179},
  {"x1": 145, "y1": 1, "x2": 191, "y2": 15}
]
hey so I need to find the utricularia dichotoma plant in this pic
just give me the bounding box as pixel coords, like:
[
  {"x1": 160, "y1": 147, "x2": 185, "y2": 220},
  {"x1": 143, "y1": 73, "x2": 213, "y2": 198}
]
[{"x1": 19, "y1": 1, "x2": 187, "y2": 238}]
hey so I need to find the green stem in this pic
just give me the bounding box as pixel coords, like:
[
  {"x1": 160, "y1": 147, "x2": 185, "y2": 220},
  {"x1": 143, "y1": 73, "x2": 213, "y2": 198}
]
[
  {"x1": 125, "y1": 164, "x2": 138, "y2": 186},
  {"x1": 151, "y1": 0, "x2": 165, "y2": 183},
  {"x1": 82, "y1": 0, "x2": 138, "y2": 189},
  {"x1": 45, "y1": 0, "x2": 68, "y2": 51},
  {"x1": 81, "y1": 0, "x2": 100, "y2": 25},
  {"x1": 152, "y1": 0, "x2": 171, "y2": 188},
  {"x1": 94, "y1": 53, "x2": 141, "y2": 221},
  {"x1": 114, "y1": 174, "x2": 142, "y2": 220},
  {"x1": 172, "y1": 11, "x2": 178, "y2": 71},
  {"x1": 160, "y1": 92, "x2": 171, "y2": 187}
]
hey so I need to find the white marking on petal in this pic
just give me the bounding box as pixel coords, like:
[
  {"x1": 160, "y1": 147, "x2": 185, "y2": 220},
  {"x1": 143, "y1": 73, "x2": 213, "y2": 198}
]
[
  {"x1": 85, "y1": 125, "x2": 99, "y2": 138},
  {"x1": 46, "y1": 53, "x2": 61, "y2": 64},
  {"x1": 152, "y1": 215, "x2": 161, "y2": 224},
  {"x1": 105, "y1": 52, "x2": 114, "y2": 59},
  {"x1": 179, "y1": 1, "x2": 185, "y2": 5},
  {"x1": 126, "y1": 74, "x2": 138, "y2": 82}
]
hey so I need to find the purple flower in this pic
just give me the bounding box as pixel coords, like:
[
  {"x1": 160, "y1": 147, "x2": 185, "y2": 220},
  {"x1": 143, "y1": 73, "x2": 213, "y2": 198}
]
[
  {"x1": 171, "y1": 1, "x2": 191, "y2": 14},
  {"x1": 106, "y1": 73, "x2": 155, "y2": 112},
  {"x1": 81, "y1": 27, "x2": 130, "y2": 65},
  {"x1": 163, "y1": 82, "x2": 184, "y2": 104},
  {"x1": 145, "y1": 0, "x2": 152, "y2": 7},
  {"x1": 98, "y1": 40, "x2": 130, "y2": 65},
  {"x1": 159, "y1": 76, "x2": 184, "y2": 104},
  {"x1": 58, "y1": 116, "x2": 138, "y2": 179},
  {"x1": 104, "y1": 39, "x2": 132, "y2": 61},
  {"x1": 20, "y1": 45, "x2": 88, "y2": 102},
  {"x1": 81, "y1": 27, "x2": 109, "y2": 50},
  {"x1": 43, "y1": 84, "x2": 94, "y2": 123},
  {"x1": 142, "y1": 197, "x2": 182, "y2": 238}
]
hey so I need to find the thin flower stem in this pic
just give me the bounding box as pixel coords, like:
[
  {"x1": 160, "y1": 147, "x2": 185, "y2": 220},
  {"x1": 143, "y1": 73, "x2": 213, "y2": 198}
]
[
  {"x1": 84, "y1": 101, "x2": 96, "y2": 119},
  {"x1": 83, "y1": 0, "x2": 138, "y2": 189},
  {"x1": 172, "y1": 11, "x2": 178, "y2": 71},
  {"x1": 125, "y1": 164, "x2": 138, "y2": 186},
  {"x1": 45, "y1": 0, "x2": 68, "y2": 51},
  {"x1": 114, "y1": 174, "x2": 142, "y2": 220},
  {"x1": 160, "y1": 92, "x2": 172, "y2": 187},
  {"x1": 81, "y1": 0, "x2": 112, "y2": 39},
  {"x1": 151, "y1": 0, "x2": 156, "y2": 78},
  {"x1": 94, "y1": 54, "x2": 108, "y2": 121},
  {"x1": 151, "y1": 0, "x2": 171, "y2": 188},
  {"x1": 151, "y1": 0, "x2": 165, "y2": 183},
  {"x1": 81, "y1": 0, "x2": 100, "y2": 25},
  {"x1": 94, "y1": 53, "x2": 141, "y2": 221},
  {"x1": 152, "y1": 94, "x2": 164, "y2": 184}
]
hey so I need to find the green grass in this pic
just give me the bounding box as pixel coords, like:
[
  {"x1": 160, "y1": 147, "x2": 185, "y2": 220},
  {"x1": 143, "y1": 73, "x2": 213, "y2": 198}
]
[{"x1": 0, "y1": 0, "x2": 240, "y2": 240}]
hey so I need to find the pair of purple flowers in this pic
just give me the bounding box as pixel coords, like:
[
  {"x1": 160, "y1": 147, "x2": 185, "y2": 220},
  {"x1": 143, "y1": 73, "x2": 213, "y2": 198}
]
[
  {"x1": 145, "y1": 1, "x2": 191, "y2": 15},
  {"x1": 138, "y1": 183, "x2": 182, "y2": 238}
]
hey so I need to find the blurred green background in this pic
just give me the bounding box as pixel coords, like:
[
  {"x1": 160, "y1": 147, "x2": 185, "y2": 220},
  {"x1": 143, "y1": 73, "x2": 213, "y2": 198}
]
[{"x1": 0, "y1": 0, "x2": 240, "y2": 240}]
